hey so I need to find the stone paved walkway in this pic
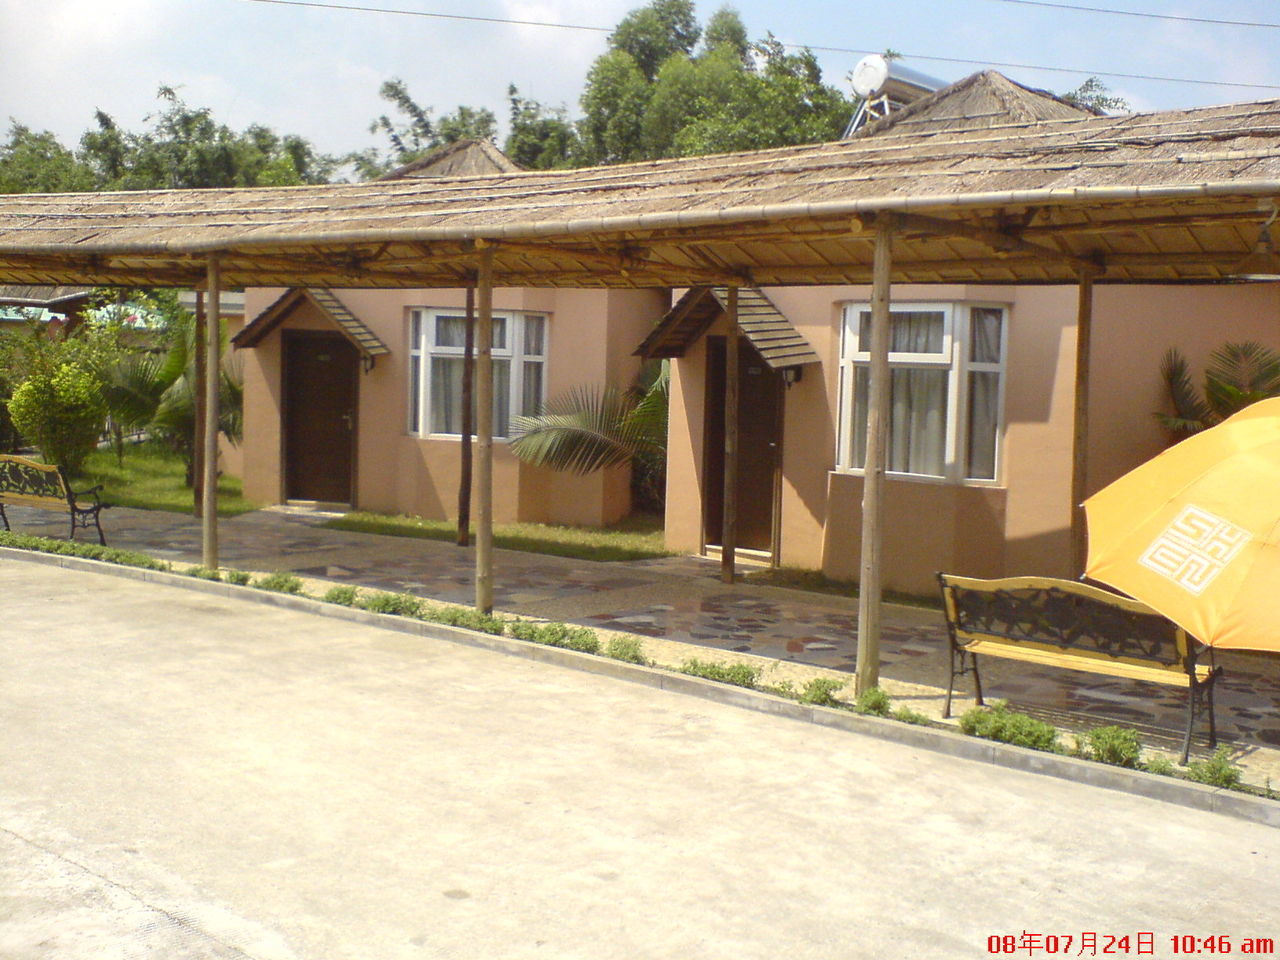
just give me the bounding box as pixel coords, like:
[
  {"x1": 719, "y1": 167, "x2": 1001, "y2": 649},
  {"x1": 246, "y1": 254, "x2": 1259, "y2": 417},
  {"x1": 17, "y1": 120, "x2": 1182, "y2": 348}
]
[{"x1": 7, "y1": 502, "x2": 1280, "y2": 782}]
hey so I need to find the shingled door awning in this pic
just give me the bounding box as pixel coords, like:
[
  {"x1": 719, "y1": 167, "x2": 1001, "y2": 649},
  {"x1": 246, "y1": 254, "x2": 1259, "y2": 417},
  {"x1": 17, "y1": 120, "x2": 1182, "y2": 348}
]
[
  {"x1": 635, "y1": 286, "x2": 821, "y2": 370},
  {"x1": 233, "y1": 287, "x2": 390, "y2": 365}
]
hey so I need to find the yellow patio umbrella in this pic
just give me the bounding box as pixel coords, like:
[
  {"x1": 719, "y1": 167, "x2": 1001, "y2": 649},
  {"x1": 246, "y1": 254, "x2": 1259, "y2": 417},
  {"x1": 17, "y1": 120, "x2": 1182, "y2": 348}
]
[{"x1": 1084, "y1": 397, "x2": 1280, "y2": 652}]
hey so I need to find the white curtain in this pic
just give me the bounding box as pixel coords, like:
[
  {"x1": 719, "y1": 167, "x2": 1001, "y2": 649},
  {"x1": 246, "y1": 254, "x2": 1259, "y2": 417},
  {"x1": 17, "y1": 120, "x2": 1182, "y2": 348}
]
[
  {"x1": 889, "y1": 368, "x2": 947, "y2": 475},
  {"x1": 967, "y1": 371, "x2": 999, "y2": 479}
]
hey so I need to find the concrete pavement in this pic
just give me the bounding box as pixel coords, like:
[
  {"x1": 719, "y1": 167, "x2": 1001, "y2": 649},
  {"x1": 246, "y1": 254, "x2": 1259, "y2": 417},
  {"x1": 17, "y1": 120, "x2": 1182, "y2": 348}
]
[{"x1": 2, "y1": 561, "x2": 1277, "y2": 959}]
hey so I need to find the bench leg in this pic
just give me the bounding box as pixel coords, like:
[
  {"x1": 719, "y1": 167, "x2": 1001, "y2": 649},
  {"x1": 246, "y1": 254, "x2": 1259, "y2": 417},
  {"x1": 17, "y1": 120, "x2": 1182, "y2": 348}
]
[
  {"x1": 972, "y1": 653, "x2": 984, "y2": 707},
  {"x1": 93, "y1": 509, "x2": 106, "y2": 546},
  {"x1": 1181, "y1": 694, "x2": 1195, "y2": 765},
  {"x1": 0, "y1": 503, "x2": 7, "y2": 531},
  {"x1": 944, "y1": 644, "x2": 956, "y2": 719},
  {"x1": 68, "y1": 512, "x2": 77, "y2": 542}
]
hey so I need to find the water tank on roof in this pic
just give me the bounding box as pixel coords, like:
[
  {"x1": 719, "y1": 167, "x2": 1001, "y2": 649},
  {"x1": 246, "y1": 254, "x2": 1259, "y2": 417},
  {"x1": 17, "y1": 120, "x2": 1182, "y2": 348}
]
[{"x1": 844, "y1": 55, "x2": 947, "y2": 136}]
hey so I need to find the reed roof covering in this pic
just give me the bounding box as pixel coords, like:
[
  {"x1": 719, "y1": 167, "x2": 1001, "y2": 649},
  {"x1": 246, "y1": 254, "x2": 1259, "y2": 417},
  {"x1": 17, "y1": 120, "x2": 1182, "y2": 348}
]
[{"x1": 1, "y1": 72, "x2": 1278, "y2": 290}]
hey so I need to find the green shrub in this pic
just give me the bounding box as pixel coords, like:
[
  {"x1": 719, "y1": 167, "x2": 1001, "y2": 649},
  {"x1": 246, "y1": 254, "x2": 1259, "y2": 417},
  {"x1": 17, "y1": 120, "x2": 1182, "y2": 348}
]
[
  {"x1": 798, "y1": 676, "x2": 846, "y2": 707},
  {"x1": 854, "y1": 686, "x2": 892, "y2": 717},
  {"x1": 7, "y1": 362, "x2": 106, "y2": 473},
  {"x1": 1085, "y1": 725, "x2": 1142, "y2": 768},
  {"x1": 507, "y1": 620, "x2": 600, "y2": 654},
  {"x1": 958, "y1": 701, "x2": 1058, "y2": 751},
  {"x1": 892, "y1": 706, "x2": 932, "y2": 726},
  {"x1": 1186, "y1": 746, "x2": 1242, "y2": 789},
  {"x1": 252, "y1": 571, "x2": 304, "y2": 595},
  {"x1": 321, "y1": 584, "x2": 360, "y2": 606},
  {"x1": 423, "y1": 606, "x2": 507, "y2": 635},
  {"x1": 362, "y1": 591, "x2": 422, "y2": 617},
  {"x1": 0, "y1": 531, "x2": 169, "y2": 570},
  {"x1": 224, "y1": 569, "x2": 251, "y2": 586},
  {"x1": 604, "y1": 635, "x2": 648, "y2": 665},
  {"x1": 680, "y1": 658, "x2": 760, "y2": 688},
  {"x1": 185, "y1": 566, "x2": 221, "y2": 581},
  {"x1": 1144, "y1": 754, "x2": 1177, "y2": 776}
]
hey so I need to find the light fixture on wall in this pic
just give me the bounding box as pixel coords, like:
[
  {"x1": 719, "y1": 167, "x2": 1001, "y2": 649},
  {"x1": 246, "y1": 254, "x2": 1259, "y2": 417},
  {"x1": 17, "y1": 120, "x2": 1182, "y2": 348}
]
[
  {"x1": 781, "y1": 366, "x2": 802, "y2": 387},
  {"x1": 1232, "y1": 202, "x2": 1280, "y2": 280}
]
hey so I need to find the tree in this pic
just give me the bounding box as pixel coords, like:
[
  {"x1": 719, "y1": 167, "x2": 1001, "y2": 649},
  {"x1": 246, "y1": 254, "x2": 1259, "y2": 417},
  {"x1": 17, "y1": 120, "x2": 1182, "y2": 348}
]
[
  {"x1": 79, "y1": 86, "x2": 336, "y2": 190},
  {"x1": 0, "y1": 122, "x2": 95, "y2": 193},
  {"x1": 1061, "y1": 76, "x2": 1129, "y2": 114},
  {"x1": 1157, "y1": 341, "x2": 1280, "y2": 439},
  {"x1": 355, "y1": 78, "x2": 499, "y2": 178},
  {"x1": 578, "y1": 50, "x2": 652, "y2": 164},
  {"x1": 510, "y1": 362, "x2": 669, "y2": 511},
  {"x1": 504, "y1": 86, "x2": 577, "y2": 169},
  {"x1": 609, "y1": 0, "x2": 701, "y2": 81}
]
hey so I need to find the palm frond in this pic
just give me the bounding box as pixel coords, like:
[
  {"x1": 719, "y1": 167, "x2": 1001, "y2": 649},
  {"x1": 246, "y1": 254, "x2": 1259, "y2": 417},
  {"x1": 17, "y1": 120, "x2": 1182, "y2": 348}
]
[
  {"x1": 510, "y1": 384, "x2": 658, "y2": 474},
  {"x1": 1156, "y1": 348, "x2": 1210, "y2": 434}
]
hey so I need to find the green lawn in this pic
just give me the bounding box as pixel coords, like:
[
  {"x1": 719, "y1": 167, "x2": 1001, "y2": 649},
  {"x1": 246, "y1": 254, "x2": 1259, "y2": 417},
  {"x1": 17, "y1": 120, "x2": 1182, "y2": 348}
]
[
  {"x1": 74, "y1": 442, "x2": 259, "y2": 516},
  {"x1": 324, "y1": 511, "x2": 672, "y2": 563}
]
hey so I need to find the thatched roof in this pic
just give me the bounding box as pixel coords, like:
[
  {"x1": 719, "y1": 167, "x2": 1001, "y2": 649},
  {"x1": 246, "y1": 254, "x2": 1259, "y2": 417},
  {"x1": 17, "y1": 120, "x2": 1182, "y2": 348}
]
[
  {"x1": 0, "y1": 72, "x2": 1277, "y2": 290},
  {"x1": 637, "y1": 287, "x2": 820, "y2": 369},
  {"x1": 853, "y1": 71, "x2": 1096, "y2": 138},
  {"x1": 380, "y1": 139, "x2": 522, "y2": 180},
  {"x1": 0, "y1": 285, "x2": 93, "y2": 308}
]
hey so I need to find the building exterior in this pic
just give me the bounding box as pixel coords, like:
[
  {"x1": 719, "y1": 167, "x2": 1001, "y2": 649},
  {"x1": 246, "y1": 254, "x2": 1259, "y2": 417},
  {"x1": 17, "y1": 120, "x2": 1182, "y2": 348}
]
[{"x1": 651, "y1": 75, "x2": 1280, "y2": 595}]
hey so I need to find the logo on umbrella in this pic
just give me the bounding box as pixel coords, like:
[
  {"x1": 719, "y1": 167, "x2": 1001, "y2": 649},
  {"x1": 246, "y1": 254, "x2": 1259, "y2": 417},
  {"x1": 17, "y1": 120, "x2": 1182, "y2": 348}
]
[{"x1": 1137, "y1": 505, "x2": 1251, "y2": 596}]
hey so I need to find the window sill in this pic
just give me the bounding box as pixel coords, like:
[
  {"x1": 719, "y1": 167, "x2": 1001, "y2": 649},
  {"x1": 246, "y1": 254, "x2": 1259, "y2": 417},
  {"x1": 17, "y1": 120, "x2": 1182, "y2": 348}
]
[{"x1": 829, "y1": 468, "x2": 1004, "y2": 489}]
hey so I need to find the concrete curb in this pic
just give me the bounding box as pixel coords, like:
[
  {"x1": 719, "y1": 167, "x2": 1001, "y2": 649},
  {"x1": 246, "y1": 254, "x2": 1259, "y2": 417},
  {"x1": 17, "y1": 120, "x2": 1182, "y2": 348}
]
[{"x1": 6, "y1": 546, "x2": 1277, "y2": 829}]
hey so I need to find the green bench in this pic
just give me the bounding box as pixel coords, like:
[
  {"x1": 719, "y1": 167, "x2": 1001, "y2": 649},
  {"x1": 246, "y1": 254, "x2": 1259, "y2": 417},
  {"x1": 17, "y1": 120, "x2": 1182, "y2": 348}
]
[
  {"x1": 0, "y1": 454, "x2": 109, "y2": 545},
  {"x1": 937, "y1": 573, "x2": 1221, "y2": 763}
]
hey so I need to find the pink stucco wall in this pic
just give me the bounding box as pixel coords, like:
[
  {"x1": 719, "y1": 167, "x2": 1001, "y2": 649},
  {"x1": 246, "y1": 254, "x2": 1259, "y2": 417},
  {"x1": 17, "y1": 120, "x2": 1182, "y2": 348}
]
[
  {"x1": 666, "y1": 281, "x2": 1280, "y2": 596},
  {"x1": 237, "y1": 286, "x2": 667, "y2": 526}
]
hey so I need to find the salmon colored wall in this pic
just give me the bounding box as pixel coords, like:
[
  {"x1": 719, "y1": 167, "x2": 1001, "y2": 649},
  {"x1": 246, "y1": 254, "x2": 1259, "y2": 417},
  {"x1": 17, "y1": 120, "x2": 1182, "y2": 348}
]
[
  {"x1": 237, "y1": 286, "x2": 666, "y2": 526},
  {"x1": 662, "y1": 281, "x2": 1280, "y2": 597}
]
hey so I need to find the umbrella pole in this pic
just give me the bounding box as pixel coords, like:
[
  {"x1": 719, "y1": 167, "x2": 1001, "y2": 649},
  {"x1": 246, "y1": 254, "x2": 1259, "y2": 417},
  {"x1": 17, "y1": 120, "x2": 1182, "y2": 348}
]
[
  {"x1": 855, "y1": 215, "x2": 895, "y2": 695},
  {"x1": 1071, "y1": 272, "x2": 1095, "y2": 576}
]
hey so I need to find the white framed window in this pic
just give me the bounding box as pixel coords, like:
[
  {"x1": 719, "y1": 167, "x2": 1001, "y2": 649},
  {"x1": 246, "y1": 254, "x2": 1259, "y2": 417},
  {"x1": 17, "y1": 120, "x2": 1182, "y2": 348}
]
[
  {"x1": 408, "y1": 309, "x2": 547, "y2": 439},
  {"x1": 836, "y1": 302, "x2": 1007, "y2": 482}
]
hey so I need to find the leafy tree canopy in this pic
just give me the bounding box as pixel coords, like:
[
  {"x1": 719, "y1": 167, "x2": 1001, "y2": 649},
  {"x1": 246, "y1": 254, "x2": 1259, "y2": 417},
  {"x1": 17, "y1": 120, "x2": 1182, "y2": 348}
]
[
  {"x1": 352, "y1": 78, "x2": 498, "y2": 179},
  {"x1": 1061, "y1": 76, "x2": 1129, "y2": 114},
  {"x1": 0, "y1": 122, "x2": 95, "y2": 193}
]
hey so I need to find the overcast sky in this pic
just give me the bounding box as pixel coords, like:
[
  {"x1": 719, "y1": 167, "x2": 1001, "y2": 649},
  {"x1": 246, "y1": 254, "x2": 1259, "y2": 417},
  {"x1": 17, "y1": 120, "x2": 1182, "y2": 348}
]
[{"x1": 4, "y1": 0, "x2": 1280, "y2": 162}]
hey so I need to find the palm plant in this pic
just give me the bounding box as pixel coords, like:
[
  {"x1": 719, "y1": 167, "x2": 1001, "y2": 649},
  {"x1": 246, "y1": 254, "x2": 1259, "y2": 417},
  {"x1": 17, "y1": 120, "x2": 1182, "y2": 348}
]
[
  {"x1": 1158, "y1": 341, "x2": 1280, "y2": 438},
  {"x1": 510, "y1": 362, "x2": 669, "y2": 510}
]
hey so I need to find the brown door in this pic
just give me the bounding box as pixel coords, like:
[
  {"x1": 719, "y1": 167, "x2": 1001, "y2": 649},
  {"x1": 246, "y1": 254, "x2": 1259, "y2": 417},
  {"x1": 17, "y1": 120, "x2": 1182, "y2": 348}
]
[
  {"x1": 284, "y1": 332, "x2": 358, "y2": 503},
  {"x1": 703, "y1": 336, "x2": 784, "y2": 553}
]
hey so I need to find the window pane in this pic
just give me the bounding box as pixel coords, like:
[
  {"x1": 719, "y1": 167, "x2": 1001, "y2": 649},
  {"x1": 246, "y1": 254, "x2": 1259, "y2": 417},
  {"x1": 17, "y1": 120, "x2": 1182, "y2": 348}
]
[
  {"x1": 888, "y1": 367, "x2": 948, "y2": 476},
  {"x1": 492, "y1": 316, "x2": 508, "y2": 351},
  {"x1": 852, "y1": 367, "x2": 868, "y2": 469},
  {"x1": 858, "y1": 310, "x2": 945, "y2": 353},
  {"x1": 411, "y1": 313, "x2": 423, "y2": 348},
  {"x1": 967, "y1": 371, "x2": 1000, "y2": 479},
  {"x1": 970, "y1": 307, "x2": 1003, "y2": 363},
  {"x1": 409, "y1": 355, "x2": 421, "y2": 433},
  {"x1": 522, "y1": 360, "x2": 543, "y2": 417},
  {"x1": 523, "y1": 316, "x2": 546, "y2": 356},
  {"x1": 493, "y1": 359, "x2": 510, "y2": 438},
  {"x1": 435, "y1": 315, "x2": 468, "y2": 348},
  {"x1": 430, "y1": 356, "x2": 465, "y2": 434}
]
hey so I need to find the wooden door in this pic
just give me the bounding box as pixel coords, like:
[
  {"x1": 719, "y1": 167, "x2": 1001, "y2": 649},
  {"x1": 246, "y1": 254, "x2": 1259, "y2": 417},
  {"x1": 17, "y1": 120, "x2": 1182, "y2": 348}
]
[
  {"x1": 283, "y1": 332, "x2": 358, "y2": 503},
  {"x1": 703, "y1": 336, "x2": 784, "y2": 553}
]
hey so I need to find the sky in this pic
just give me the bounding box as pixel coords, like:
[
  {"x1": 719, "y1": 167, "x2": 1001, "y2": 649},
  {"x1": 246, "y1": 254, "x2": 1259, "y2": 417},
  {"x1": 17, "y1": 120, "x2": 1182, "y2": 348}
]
[{"x1": 3, "y1": 0, "x2": 1280, "y2": 162}]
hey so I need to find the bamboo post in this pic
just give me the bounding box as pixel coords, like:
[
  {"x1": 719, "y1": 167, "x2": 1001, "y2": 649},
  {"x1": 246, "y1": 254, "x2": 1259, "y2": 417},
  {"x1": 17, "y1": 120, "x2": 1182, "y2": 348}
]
[
  {"x1": 474, "y1": 244, "x2": 495, "y2": 614},
  {"x1": 855, "y1": 216, "x2": 894, "y2": 696},
  {"x1": 721, "y1": 286, "x2": 740, "y2": 584},
  {"x1": 1071, "y1": 272, "x2": 1095, "y2": 576},
  {"x1": 457, "y1": 280, "x2": 475, "y2": 547},
  {"x1": 201, "y1": 257, "x2": 222, "y2": 570},
  {"x1": 193, "y1": 291, "x2": 207, "y2": 518}
]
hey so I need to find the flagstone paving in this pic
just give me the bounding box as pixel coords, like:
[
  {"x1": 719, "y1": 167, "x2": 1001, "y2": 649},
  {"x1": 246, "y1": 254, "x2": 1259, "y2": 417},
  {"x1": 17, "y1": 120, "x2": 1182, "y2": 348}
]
[{"x1": 7, "y1": 503, "x2": 1280, "y2": 779}]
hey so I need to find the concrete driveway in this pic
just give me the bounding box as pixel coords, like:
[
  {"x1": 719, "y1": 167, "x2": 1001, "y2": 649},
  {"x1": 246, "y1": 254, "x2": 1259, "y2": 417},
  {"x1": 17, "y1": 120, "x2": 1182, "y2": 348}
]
[{"x1": 1, "y1": 560, "x2": 1276, "y2": 960}]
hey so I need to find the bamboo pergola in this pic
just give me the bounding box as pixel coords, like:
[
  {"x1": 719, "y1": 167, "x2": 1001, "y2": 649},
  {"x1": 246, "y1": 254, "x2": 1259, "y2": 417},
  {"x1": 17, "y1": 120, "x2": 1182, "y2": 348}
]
[{"x1": 2, "y1": 72, "x2": 1279, "y2": 690}]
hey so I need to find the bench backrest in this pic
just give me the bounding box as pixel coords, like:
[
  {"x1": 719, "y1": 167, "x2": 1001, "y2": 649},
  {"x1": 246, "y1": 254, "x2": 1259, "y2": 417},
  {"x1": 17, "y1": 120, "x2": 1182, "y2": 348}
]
[
  {"x1": 0, "y1": 454, "x2": 70, "y2": 508},
  {"x1": 938, "y1": 573, "x2": 1196, "y2": 675}
]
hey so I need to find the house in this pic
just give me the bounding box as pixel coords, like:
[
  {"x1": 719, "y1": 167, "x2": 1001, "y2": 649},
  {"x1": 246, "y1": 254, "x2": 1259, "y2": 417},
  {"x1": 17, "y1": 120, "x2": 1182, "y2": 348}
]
[
  {"x1": 232, "y1": 140, "x2": 666, "y2": 525},
  {"x1": 647, "y1": 73, "x2": 1280, "y2": 595}
]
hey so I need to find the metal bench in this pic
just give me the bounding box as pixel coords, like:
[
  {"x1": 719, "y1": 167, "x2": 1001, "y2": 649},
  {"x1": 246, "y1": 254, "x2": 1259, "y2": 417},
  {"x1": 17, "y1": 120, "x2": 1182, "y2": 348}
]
[
  {"x1": 937, "y1": 573, "x2": 1220, "y2": 763},
  {"x1": 0, "y1": 454, "x2": 108, "y2": 545}
]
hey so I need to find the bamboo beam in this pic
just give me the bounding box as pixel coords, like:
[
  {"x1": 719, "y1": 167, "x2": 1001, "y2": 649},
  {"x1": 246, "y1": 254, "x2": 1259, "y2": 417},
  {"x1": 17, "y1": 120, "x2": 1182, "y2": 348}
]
[
  {"x1": 1071, "y1": 272, "x2": 1096, "y2": 575},
  {"x1": 474, "y1": 244, "x2": 495, "y2": 614},
  {"x1": 193, "y1": 291, "x2": 207, "y2": 518},
  {"x1": 877, "y1": 211, "x2": 1104, "y2": 271},
  {"x1": 855, "y1": 216, "x2": 895, "y2": 696},
  {"x1": 202, "y1": 256, "x2": 222, "y2": 569},
  {"x1": 721, "y1": 285, "x2": 740, "y2": 585},
  {"x1": 457, "y1": 280, "x2": 475, "y2": 548}
]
